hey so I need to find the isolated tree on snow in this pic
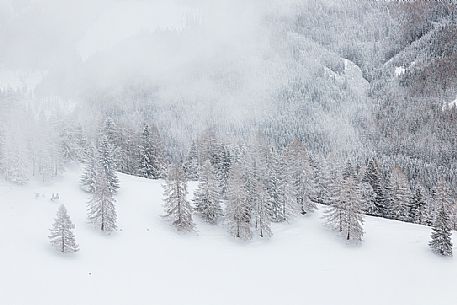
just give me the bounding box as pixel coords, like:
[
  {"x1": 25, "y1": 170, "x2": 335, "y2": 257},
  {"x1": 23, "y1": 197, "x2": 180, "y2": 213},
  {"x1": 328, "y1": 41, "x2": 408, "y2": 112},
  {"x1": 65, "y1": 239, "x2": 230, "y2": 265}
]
[
  {"x1": 163, "y1": 164, "x2": 195, "y2": 232},
  {"x1": 87, "y1": 163, "x2": 117, "y2": 232},
  {"x1": 193, "y1": 160, "x2": 223, "y2": 224},
  {"x1": 225, "y1": 162, "x2": 252, "y2": 240},
  {"x1": 429, "y1": 204, "x2": 453, "y2": 256},
  {"x1": 49, "y1": 205, "x2": 79, "y2": 253}
]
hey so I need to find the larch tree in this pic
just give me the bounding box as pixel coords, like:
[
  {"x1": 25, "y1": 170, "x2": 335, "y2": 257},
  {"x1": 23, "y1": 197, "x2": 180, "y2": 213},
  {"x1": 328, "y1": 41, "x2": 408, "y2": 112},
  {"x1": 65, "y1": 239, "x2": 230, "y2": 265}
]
[
  {"x1": 251, "y1": 172, "x2": 272, "y2": 238},
  {"x1": 225, "y1": 162, "x2": 252, "y2": 240},
  {"x1": 49, "y1": 205, "x2": 79, "y2": 253},
  {"x1": 193, "y1": 160, "x2": 223, "y2": 224},
  {"x1": 284, "y1": 139, "x2": 316, "y2": 215},
  {"x1": 429, "y1": 204, "x2": 453, "y2": 257},
  {"x1": 87, "y1": 162, "x2": 118, "y2": 232},
  {"x1": 325, "y1": 171, "x2": 364, "y2": 241},
  {"x1": 163, "y1": 164, "x2": 195, "y2": 232}
]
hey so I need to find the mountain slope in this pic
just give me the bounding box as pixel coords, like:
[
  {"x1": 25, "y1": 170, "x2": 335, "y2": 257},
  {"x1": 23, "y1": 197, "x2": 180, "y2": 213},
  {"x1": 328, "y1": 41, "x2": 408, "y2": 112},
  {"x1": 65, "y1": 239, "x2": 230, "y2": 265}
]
[{"x1": 0, "y1": 168, "x2": 455, "y2": 305}]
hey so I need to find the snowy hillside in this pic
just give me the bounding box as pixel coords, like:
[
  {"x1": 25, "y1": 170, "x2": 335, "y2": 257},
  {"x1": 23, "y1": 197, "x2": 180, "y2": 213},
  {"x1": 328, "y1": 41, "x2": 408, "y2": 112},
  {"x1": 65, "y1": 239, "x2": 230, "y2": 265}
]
[{"x1": 0, "y1": 168, "x2": 455, "y2": 305}]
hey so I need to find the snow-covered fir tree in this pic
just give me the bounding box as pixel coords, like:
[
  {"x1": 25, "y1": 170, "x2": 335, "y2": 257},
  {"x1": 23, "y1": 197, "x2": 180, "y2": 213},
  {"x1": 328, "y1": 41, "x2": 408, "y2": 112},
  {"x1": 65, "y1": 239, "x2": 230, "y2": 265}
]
[
  {"x1": 49, "y1": 204, "x2": 79, "y2": 253},
  {"x1": 139, "y1": 124, "x2": 163, "y2": 179},
  {"x1": 429, "y1": 204, "x2": 453, "y2": 257},
  {"x1": 183, "y1": 141, "x2": 199, "y2": 181},
  {"x1": 80, "y1": 144, "x2": 97, "y2": 193},
  {"x1": 363, "y1": 159, "x2": 388, "y2": 217},
  {"x1": 433, "y1": 179, "x2": 456, "y2": 229},
  {"x1": 312, "y1": 158, "x2": 331, "y2": 205},
  {"x1": 87, "y1": 162, "x2": 118, "y2": 232},
  {"x1": 382, "y1": 174, "x2": 396, "y2": 220},
  {"x1": 409, "y1": 186, "x2": 427, "y2": 225},
  {"x1": 97, "y1": 135, "x2": 120, "y2": 195},
  {"x1": 163, "y1": 163, "x2": 195, "y2": 232},
  {"x1": 225, "y1": 162, "x2": 252, "y2": 240},
  {"x1": 193, "y1": 160, "x2": 223, "y2": 224}
]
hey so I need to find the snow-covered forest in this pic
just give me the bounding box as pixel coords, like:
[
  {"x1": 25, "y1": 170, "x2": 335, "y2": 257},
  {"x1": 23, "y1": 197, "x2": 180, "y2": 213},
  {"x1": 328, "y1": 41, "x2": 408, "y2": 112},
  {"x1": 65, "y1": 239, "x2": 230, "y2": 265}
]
[{"x1": 0, "y1": 1, "x2": 457, "y2": 304}]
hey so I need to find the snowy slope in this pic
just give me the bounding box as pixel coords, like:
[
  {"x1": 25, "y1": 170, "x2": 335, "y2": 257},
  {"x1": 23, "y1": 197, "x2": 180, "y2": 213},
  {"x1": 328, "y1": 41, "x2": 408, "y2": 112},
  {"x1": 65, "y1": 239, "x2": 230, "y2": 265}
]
[{"x1": 0, "y1": 167, "x2": 455, "y2": 305}]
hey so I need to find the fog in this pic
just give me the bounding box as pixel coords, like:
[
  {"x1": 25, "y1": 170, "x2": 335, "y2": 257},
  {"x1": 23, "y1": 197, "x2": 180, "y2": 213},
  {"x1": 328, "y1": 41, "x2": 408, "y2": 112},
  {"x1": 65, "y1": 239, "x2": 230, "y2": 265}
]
[{"x1": 0, "y1": 0, "x2": 301, "y2": 121}]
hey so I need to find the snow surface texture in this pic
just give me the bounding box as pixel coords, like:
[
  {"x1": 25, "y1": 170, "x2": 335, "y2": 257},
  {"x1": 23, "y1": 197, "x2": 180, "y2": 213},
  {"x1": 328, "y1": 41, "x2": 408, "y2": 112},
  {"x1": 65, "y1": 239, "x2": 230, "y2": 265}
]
[{"x1": 0, "y1": 167, "x2": 455, "y2": 305}]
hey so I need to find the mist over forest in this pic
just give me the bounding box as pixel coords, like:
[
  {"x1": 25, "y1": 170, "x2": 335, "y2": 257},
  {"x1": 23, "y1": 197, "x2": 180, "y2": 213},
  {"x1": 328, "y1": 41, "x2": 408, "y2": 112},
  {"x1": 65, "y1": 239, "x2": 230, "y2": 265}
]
[{"x1": 2, "y1": 1, "x2": 457, "y2": 304}]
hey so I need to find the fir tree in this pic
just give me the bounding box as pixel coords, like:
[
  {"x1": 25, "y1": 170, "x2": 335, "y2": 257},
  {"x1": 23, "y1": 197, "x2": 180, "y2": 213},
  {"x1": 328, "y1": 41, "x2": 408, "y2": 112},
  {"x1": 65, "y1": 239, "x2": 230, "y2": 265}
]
[
  {"x1": 97, "y1": 135, "x2": 119, "y2": 195},
  {"x1": 225, "y1": 162, "x2": 252, "y2": 240},
  {"x1": 139, "y1": 124, "x2": 163, "y2": 179},
  {"x1": 87, "y1": 163, "x2": 118, "y2": 232},
  {"x1": 184, "y1": 141, "x2": 199, "y2": 181},
  {"x1": 193, "y1": 160, "x2": 223, "y2": 224},
  {"x1": 363, "y1": 159, "x2": 388, "y2": 217},
  {"x1": 163, "y1": 164, "x2": 195, "y2": 232},
  {"x1": 49, "y1": 205, "x2": 79, "y2": 253},
  {"x1": 80, "y1": 145, "x2": 97, "y2": 193},
  {"x1": 409, "y1": 186, "x2": 427, "y2": 224},
  {"x1": 429, "y1": 204, "x2": 453, "y2": 256}
]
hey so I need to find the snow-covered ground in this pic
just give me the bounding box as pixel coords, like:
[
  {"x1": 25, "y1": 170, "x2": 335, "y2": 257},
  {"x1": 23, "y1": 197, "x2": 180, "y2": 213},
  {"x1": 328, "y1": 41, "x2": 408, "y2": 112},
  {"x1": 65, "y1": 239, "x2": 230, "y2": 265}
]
[{"x1": 0, "y1": 167, "x2": 455, "y2": 305}]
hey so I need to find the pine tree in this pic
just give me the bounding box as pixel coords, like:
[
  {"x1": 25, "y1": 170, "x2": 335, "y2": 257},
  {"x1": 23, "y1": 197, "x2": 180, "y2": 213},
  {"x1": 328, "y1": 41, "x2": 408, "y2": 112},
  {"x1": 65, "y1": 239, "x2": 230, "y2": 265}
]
[
  {"x1": 429, "y1": 204, "x2": 453, "y2": 256},
  {"x1": 87, "y1": 163, "x2": 117, "y2": 232},
  {"x1": 163, "y1": 164, "x2": 195, "y2": 232},
  {"x1": 193, "y1": 160, "x2": 223, "y2": 224},
  {"x1": 225, "y1": 162, "x2": 252, "y2": 240},
  {"x1": 409, "y1": 186, "x2": 427, "y2": 224},
  {"x1": 49, "y1": 205, "x2": 79, "y2": 253}
]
